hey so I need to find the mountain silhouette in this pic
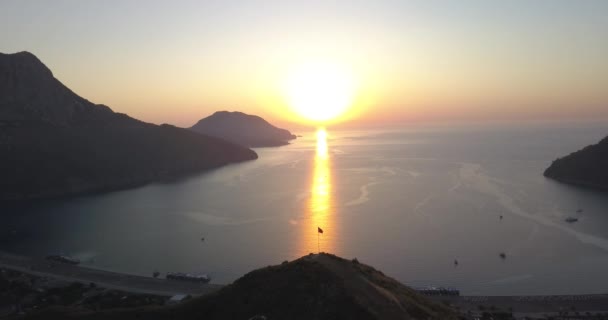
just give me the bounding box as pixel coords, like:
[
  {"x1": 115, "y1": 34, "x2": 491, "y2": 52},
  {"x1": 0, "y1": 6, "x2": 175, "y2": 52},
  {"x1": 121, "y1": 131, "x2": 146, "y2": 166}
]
[
  {"x1": 190, "y1": 111, "x2": 296, "y2": 147},
  {"x1": 0, "y1": 51, "x2": 257, "y2": 201},
  {"x1": 544, "y1": 135, "x2": 608, "y2": 190}
]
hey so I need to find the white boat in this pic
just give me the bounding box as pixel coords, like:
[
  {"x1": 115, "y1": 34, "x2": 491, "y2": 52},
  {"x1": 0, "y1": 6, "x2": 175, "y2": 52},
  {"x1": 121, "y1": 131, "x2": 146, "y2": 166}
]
[
  {"x1": 414, "y1": 286, "x2": 460, "y2": 296},
  {"x1": 166, "y1": 272, "x2": 211, "y2": 283}
]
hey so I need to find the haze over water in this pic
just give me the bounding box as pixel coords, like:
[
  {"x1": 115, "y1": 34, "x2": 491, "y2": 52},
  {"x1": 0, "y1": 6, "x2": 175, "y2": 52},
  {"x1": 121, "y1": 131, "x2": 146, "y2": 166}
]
[{"x1": 2, "y1": 122, "x2": 608, "y2": 296}]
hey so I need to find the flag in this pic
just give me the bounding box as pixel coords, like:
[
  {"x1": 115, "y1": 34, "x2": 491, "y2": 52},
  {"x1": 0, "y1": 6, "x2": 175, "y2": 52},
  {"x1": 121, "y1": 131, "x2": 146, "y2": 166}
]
[{"x1": 318, "y1": 227, "x2": 323, "y2": 234}]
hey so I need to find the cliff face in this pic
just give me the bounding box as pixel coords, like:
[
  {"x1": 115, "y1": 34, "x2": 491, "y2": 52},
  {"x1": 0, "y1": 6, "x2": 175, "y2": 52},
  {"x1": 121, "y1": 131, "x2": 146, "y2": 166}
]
[
  {"x1": 0, "y1": 52, "x2": 257, "y2": 202},
  {"x1": 190, "y1": 111, "x2": 296, "y2": 147},
  {"x1": 544, "y1": 135, "x2": 608, "y2": 190}
]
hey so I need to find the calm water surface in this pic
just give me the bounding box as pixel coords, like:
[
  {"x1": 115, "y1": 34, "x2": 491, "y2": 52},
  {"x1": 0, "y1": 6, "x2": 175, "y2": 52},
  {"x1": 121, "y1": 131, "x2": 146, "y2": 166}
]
[{"x1": 2, "y1": 122, "x2": 608, "y2": 295}]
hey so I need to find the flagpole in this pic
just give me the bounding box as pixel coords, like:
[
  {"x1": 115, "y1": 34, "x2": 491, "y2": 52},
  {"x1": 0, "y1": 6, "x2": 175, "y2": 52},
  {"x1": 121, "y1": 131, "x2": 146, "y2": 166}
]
[{"x1": 317, "y1": 227, "x2": 323, "y2": 253}]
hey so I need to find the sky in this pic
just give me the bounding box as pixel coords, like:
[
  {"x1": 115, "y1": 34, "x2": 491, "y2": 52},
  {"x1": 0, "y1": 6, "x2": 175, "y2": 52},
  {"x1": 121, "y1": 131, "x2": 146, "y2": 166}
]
[{"x1": 1, "y1": 0, "x2": 607, "y2": 128}]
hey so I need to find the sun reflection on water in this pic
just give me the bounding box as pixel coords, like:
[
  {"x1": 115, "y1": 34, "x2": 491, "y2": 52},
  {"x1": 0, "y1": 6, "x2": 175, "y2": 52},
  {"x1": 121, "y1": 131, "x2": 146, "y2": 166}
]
[{"x1": 300, "y1": 128, "x2": 336, "y2": 254}]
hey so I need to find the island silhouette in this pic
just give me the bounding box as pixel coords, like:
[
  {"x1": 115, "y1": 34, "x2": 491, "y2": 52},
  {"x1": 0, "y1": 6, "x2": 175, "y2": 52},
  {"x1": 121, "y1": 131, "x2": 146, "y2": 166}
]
[{"x1": 190, "y1": 111, "x2": 296, "y2": 147}]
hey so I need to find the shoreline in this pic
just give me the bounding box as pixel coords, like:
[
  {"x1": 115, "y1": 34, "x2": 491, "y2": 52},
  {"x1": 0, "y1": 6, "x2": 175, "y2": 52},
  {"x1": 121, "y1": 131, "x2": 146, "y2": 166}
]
[
  {"x1": 0, "y1": 252, "x2": 608, "y2": 319},
  {"x1": 0, "y1": 158, "x2": 258, "y2": 204},
  {"x1": 0, "y1": 251, "x2": 223, "y2": 297},
  {"x1": 4, "y1": 251, "x2": 608, "y2": 299},
  {"x1": 543, "y1": 174, "x2": 608, "y2": 192},
  {"x1": 2, "y1": 251, "x2": 608, "y2": 318}
]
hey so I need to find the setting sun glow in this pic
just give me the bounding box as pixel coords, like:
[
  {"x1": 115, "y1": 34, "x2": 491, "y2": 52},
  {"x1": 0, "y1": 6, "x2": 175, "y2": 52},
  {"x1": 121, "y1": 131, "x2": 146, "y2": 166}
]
[
  {"x1": 285, "y1": 62, "x2": 355, "y2": 123},
  {"x1": 300, "y1": 128, "x2": 335, "y2": 255}
]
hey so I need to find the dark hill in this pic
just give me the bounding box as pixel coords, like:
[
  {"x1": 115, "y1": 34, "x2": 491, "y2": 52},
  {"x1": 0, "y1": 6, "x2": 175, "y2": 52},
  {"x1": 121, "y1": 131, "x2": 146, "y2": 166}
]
[
  {"x1": 0, "y1": 51, "x2": 257, "y2": 201},
  {"x1": 26, "y1": 253, "x2": 458, "y2": 320},
  {"x1": 190, "y1": 111, "x2": 296, "y2": 147},
  {"x1": 544, "y1": 135, "x2": 608, "y2": 190}
]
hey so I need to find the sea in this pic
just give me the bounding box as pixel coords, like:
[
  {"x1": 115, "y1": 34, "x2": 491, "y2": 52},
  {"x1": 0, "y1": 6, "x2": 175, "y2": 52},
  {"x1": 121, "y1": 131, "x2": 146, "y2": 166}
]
[{"x1": 2, "y1": 121, "x2": 608, "y2": 296}]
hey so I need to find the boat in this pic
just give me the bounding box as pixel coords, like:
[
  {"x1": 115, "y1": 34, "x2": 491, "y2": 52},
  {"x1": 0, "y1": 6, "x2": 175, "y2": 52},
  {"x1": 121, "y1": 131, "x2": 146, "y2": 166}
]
[
  {"x1": 576, "y1": 209, "x2": 583, "y2": 213},
  {"x1": 565, "y1": 217, "x2": 578, "y2": 223},
  {"x1": 166, "y1": 272, "x2": 211, "y2": 283},
  {"x1": 45, "y1": 255, "x2": 80, "y2": 265},
  {"x1": 499, "y1": 252, "x2": 506, "y2": 259},
  {"x1": 415, "y1": 286, "x2": 460, "y2": 296}
]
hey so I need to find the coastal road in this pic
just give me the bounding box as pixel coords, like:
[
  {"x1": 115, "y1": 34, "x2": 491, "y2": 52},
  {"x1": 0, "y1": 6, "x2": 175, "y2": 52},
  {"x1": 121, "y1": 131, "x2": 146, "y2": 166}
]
[{"x1": 0, "y1": 251, "x2": 223, "y2": 297}]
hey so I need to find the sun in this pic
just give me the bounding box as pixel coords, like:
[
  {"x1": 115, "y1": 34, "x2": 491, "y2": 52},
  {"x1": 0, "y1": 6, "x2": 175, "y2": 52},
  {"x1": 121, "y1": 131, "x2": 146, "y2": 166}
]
[{"x1": 284, "y1": 62, "x2": 355, "y2": 123}]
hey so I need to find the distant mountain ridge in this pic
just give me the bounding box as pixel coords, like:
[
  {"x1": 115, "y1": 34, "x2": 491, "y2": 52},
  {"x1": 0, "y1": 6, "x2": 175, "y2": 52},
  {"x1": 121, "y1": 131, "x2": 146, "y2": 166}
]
[
  {"x1": 544, "y1": 135, "x2": 608, "y2": 190},
  {"x1": 190, "y1": 111, "x2": 296, "y2": 147},
  {"x1": 0, "y1": 51, "x2": 257, "y2": 201}
]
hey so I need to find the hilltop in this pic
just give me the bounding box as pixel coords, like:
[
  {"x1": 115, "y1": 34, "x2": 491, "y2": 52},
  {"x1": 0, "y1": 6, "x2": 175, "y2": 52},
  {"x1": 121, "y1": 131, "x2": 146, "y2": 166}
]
[
  {"x1": 190, "y1": 111, "x2": 296, "y2": 147},
  {"x1": 544, "y1": 135, "x2": 608, "y2": 190},
  {"x1": 0, "y1": 51, "x2": 257, "y2": 201},
  {"x1": 24, "y1": 253, "x2": 458, "y2": 320}
]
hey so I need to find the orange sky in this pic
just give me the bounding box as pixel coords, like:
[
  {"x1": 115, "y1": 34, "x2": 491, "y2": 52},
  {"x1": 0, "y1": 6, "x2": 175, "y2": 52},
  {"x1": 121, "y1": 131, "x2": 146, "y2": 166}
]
[{"x1": 1, "y1": 1, "x2": 607, "y2": 129}]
